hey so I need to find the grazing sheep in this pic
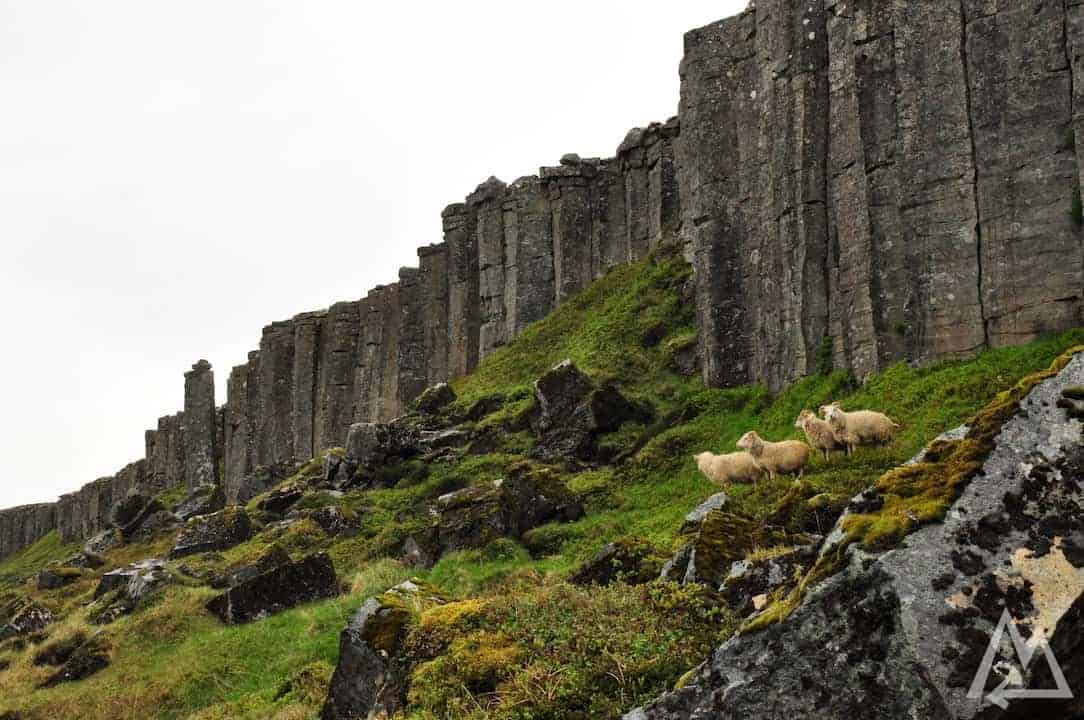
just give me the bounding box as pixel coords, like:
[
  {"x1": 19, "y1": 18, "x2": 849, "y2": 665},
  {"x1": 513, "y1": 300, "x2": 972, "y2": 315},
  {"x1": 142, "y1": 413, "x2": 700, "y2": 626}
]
[
  {"x1": 736, "y1": 431, "x2": 810, "y2": 481},
  {"x1": 693, "y1": 451, "x2": 765, "y2": 487},
  {"x1": 794, "y1": 409, "x2": 846, "y2": 461},
  {"x1": 822, "y1": 402, "x2": 900, "y2": 454}
]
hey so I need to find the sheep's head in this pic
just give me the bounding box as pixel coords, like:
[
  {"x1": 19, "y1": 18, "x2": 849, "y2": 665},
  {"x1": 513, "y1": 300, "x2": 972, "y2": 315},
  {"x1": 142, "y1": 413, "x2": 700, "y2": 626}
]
[
  {"x1": 794, "y1": 409, "x2": 815, "y2": 428},
  {"x1": 818, "y1": 401, "x2": 841, "y2": 416},
  {"x1": 824, "y1": 405, "x2": 846, "y2": 429},
  {"x1": 736, "y1": 431, "x2": 761, "y2": 452}
]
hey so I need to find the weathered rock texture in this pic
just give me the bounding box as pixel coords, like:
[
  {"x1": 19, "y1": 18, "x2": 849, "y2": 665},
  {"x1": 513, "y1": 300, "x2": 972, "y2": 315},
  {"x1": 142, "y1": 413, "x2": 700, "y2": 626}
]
[
  {"x1": 685, "y1": 1, "x2": 1084, "y2": 391},
  {"x1": 6, "y1": 1, "x2": 1084, "y2": 556},
  {"x1": 628, "y1": 352, "x2": 1084, "y2": 719}
]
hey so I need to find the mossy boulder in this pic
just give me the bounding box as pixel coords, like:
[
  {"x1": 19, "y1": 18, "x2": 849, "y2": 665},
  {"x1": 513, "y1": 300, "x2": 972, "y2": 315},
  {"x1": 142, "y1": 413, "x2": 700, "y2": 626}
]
[
  {"x1": 170, "y1": 507, "x2": 254, "y2": 559},
  {"x1": 529, "y1": 360, "x2": 653, "y2": 463},
  {"x1": 210, "y1": 543, "x2": 291, "y2": 589},
  {"x1": 172, "y1": 483, "x2": 226, "y2": 521},
  {"x1": 37, "y1": 565, "x2": 84, "y2": 591},
  {"x1": 91, "y1": 559, "x2": 170, "y2": 624},
  {"x1": 0, "y1": 601, "x2": 53, "y2": 642},
  {"x1": 414, "y1": 383, "x2": 457, "y2": 415},
  {"x1": 205, "y1": 552, "x2": 338, "y2": 624},
  {"x1": 321, "y1": 581, "x2": 440, "y2": 720},
  {"x1": 258, "y1": 482, "x2": 305, "y2": 515},
  {"x1": 38, "y1": 636, "x2": 110, "y2": 688},
  {"x1": 570, "y1": 538, "x2": 665, "y2": 587},
  {"x1": 661, "y1": 511, "x2": 806, "y2": 588},
  {"x1": 719, "y1": 544, "x2": 817, "y2": 617}
]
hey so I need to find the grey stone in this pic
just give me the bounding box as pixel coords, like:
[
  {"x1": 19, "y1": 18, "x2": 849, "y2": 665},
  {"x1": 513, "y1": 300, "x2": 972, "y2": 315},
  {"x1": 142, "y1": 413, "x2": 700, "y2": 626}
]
[
  {"x1": 169, "y1": 508, "x2": 254, "y2": 559},
  {"x1": 205, "y1": 552, "x2": 338, "y2": 624},
  {"x1": 172, "y1": 483, "x2": 226, "y2": 521}
]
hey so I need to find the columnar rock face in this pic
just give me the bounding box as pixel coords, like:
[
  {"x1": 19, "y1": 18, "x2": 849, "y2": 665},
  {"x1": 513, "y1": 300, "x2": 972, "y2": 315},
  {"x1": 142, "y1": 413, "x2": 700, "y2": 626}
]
[
  {"x1": 9, "y1": 3, "x2": 1084, "y2": 557},
  {"x1": 182, "y1": 359, "x2": 218, "y2": 489},
  {"x1": 0, "y1": 504, "x2": 55, "y2": 559},
  {"x1": 684, "y1": 0, "x2": 1084, "y2": 391}
]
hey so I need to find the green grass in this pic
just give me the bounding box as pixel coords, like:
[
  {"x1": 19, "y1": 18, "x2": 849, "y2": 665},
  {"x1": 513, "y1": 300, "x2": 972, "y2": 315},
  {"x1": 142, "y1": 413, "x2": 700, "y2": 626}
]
[{"x1": 3, "y1": 248, "x2": 1084, "y2": 720}]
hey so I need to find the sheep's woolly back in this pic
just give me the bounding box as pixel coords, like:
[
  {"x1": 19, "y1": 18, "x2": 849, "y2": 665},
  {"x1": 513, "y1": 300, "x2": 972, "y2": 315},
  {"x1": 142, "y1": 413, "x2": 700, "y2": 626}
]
[
  {"x1": 694, "y1": 451, "x2": 763, "y2": 485},
  {"x1": 736, "y1": 431, "x2": 810, "y2": 476},
  {"x1": 826, "y1": 406, "x2": 899, "y2": 446}
]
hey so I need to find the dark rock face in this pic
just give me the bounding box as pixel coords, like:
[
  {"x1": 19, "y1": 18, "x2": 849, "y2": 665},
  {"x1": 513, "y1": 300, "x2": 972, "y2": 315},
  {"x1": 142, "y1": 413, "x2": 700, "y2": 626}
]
[
  {"x1": 630, "y1": 352, "x2": 1084, "y2": 719},
  {"x1": 719, "y1": 544, "x2": 817, "y2": 617},
  {"x1": 83, "y1": 529, "x2": 120, "y2": 557},
  {"x1": 570, "y1": 539, "x2": 662, "y2": 587},
  {"x1": 172, "y1": 483, "x2": 225, "y2": 521},
  {"x1": 205, "y1": 553, "x2": 338, "y2": 624},
  {"x1": 258, "y1": 483, "x2": 305, "y2": 515},
  {"x1": 211, "y1": 544, "x2": 291, "y2": 589},
  {"x1": 529, "y1": 360, "x2": 651, "y2": 463},
  {"x1": 320, "y1": 583, "x2": 431, "y2": 720},
  {"x1": 92, "y1": 559, "x2": 169, "y2": 618},
  {"x1": 170, "y1": 508, "x2": 254, "y2": 559}
]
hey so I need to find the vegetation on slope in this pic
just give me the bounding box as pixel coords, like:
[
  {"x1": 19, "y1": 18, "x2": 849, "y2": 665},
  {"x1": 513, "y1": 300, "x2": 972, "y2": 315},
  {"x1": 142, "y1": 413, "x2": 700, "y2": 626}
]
[{"x1": 2, "y1": 247, "x2": 1084, "y2": 720}]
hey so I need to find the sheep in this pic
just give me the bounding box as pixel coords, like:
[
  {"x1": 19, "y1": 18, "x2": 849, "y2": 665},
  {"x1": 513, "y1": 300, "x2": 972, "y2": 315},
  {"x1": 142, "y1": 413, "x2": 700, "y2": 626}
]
[
  {"x1": 822, "y1": 402, "x2": 900, "y2": 454},
  {"x1": 794, "y1": 409, "x2": 846, "y2": 461},
  {"x1": 693, "y1": 450, "x2": 766, "y2": 487},
  {"x1": 736, "y1": 431, "x2": 810, "y2": 481}
]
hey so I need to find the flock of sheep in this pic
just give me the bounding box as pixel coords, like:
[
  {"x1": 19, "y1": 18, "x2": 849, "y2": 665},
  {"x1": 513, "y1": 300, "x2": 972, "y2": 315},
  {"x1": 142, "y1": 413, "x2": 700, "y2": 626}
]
[{"x1": 694, "y1": 402, "x2": 901, "y2": 486}]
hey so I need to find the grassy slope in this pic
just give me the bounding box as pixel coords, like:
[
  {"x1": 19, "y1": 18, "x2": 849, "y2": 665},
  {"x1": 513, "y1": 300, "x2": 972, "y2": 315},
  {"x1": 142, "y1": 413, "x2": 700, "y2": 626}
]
[{"x1": 2, "y1": 249, "x2": 1083, "y2": 720}]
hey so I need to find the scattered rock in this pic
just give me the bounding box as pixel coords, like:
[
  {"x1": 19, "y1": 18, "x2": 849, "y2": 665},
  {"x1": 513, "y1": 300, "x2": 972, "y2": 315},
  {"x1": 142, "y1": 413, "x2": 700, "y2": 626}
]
[
  {"x1": 414, "y1": 383, "x2": 457, "y2": 415},
  {"x1": 172, "y1": 483, "x2": 226, "y2": 521},
  {"x1": 170, "y1": 507, "x2": 254, "y2": 559},
  {"x1": 39, "y1": 637, "x2": 110, "y2": 687},
  {"x1": 570, "y1": 539, "x2": 662, "y2": 587},
  {"x1": 205, "y1": 552, "x2": 338, "y2": 624},
  {"x1": 302, "y1": 506, "x2": 356, "y2": 537},
  {"x1": 400, "y1": 536, "x2": 434, "y2": 569},
  {"x1": 0, "y1": 602, "x2": 53, "y2": 641},
  {"x1": 83, "y1": 529, "x2": 121, "y2": 557},
  {"x1": 681, "y1": 492, "x2": 729, "y2": 531},
  {"x1": 111, "y1": 492, "x2": 154, "y2": 529},
  {"x1": 91, "y1": 559, "x2": 170, "y2": 624},
  {"x1": 259, "y1": 483, "x2": 305, "y2": 515},
  {"x1": 560, "y1": 152, "x2": 582, "y2": 166},
  {"x1": 62, "y1": 552, "x2": 104, "y2": 570},
  {"x1": 320, "y1": 587, "x2": 426, "y2": 720},
  {"x1": 426, "y1": 464, "x2": 583, "y2": 557},
  {"x1": 720, "y1": 544, "x2": 817, "y2": 616},
  {"x1": 211, "y1": 544, "x2": 291, "y2": 589},
  {"x1": 37, "y1": 566, "x2": 83, "y2": 591},
  {"x1": 529, "y1": 360, "x2": 652, "y2": 463}
]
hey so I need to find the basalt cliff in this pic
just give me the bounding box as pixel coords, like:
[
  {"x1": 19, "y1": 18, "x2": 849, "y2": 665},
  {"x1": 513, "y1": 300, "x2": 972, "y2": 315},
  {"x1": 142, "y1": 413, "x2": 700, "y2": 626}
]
[{"x1": 4, "y1": 0, "x2": 1084, "y2": 560}]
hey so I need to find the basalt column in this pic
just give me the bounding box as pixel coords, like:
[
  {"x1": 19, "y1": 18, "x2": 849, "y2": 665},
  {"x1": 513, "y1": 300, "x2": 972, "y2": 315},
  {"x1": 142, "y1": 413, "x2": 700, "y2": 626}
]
[
  {"x1": 223, "y1": 353, "x2": 258, "y2": 498},
  {"x1": 678, "y1": 10, "x2": 759, "y2": 389},
  {"x1": 964, "y1": 1, "x2": 1083, "y2": 346},
  {"x1": 182, "y1": 359, "x2": 218, "y2": 488},
  {"x1": 469, "y1": 177, "x2": 509, "y2": 357},
  {"x1": 397, "y1": 268, "x2": 428, "y2": 410},
  {"x1": 256, "y1": 319, "x2": 296, "y2": 469},
  {"x1": 503, "y1": 175, "x2": 555, "y2": 335},
  {"x1": 590, "y1": 159, "x2": 630, "y2": 274},
  {"x1": 315, "y1": 301, "x2": 362, "y2": 451},
  {"x1": 291, "y1": 312, "x2": 324, "y2": 462},
  {"x1": 544, "y1": 163, "x2": 594, "y2": 303},
  {"x1": 444, "y1": 203, "x2": 480, "y2": 378},
  {"x1": 418, "y1": 244, "x2": 450, "y2": 388},
  {"x1": 355, "y1": 284, "x2": 401, "y2": 423}
]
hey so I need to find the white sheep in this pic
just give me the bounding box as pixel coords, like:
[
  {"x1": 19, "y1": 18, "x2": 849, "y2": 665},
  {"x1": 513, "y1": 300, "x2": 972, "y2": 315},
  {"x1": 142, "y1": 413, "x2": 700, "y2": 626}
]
[
  {"x1": 794, "y1": 409, "x2": 846, "y2": 461},
  {"x1": 693, "y1": 450, "x2": 765, "y2": 487},
  {"x1": 822, "y1": 402, "x2": 900, "y2": 454},
  {"x1": 736, "y1": 431, "x2": 810, "y2": 481}
]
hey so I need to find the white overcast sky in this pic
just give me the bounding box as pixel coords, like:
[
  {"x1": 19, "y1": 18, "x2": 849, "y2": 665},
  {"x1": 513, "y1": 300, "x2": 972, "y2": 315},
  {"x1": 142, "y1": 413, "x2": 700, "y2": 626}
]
[{"x1": 0, "y1": 1, "x2": 746, "y2": 509}]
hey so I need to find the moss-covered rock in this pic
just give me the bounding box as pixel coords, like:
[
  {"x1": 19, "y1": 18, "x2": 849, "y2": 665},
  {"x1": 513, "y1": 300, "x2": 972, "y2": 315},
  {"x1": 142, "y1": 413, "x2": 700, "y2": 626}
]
[
  {"x1": 170, "y1": 507, "x2": 254, "y2": 559},
  {"x1": 569, "y1": 537, "x2": 665, "y2": 587}
]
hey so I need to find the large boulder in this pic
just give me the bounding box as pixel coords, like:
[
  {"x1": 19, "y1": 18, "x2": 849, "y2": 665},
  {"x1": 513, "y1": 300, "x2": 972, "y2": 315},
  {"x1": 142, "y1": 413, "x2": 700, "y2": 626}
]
[
  {"x1": 426, "y1": 464, "x2": 583, "y2": 557},
  {"x1": 0, "y1": 601, "x2": 53, "y2": 641},
  {"x1": 414, "y1": 382, "x2": 457, "y2": 415},
  {"x1": 321, "y1": 581, "x2": 442, "y2": 720},
  {"x1": 570, "y1": 539, "x2": 663, "y2": 587},
  {"x1": 258, "y1": 483, "x2": 305, "y2": 515},
  {"x1": 170, "y1": 507, "x2": 254, "y2": 559},
  {"x1": 112, "y1": 493, "x2": 168, "y2": 539},
  {"x1": 205, "y1": 552, "x2": 338, "y2": 624},
  {"x1": 628, "y1": 351, "x2": 1084, "y2": 720},
  {"x1": 334, "y1": 422, "x2": 423, "y2": 489},
  {"x1": 172, "y1": 483, "x2": 226, "y2": 521},
  {"x1": 37, "y1": 565, "x2": 84, "y2": 591},
  {"x1": 529, "y1": 360, "x2": 652, "y2": 463},
  {"x1": 210, "y1": 544, "x2": 291, "y2": 589},
  {"x1": 38, "y1": 636, "x2": 110, "y2": 688},
  {"x1": 660, "y1": 510, "x2": 804, "y2": 589},
  {"x1": 719, "y1": 544, "x2": 818, "y2": 617},
  {"x1": 91, "y1": 559, "x2": 170, "y2": 624},
  {"x1": 83, "y1": 529, "x2": 121, "y2": 557}
]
